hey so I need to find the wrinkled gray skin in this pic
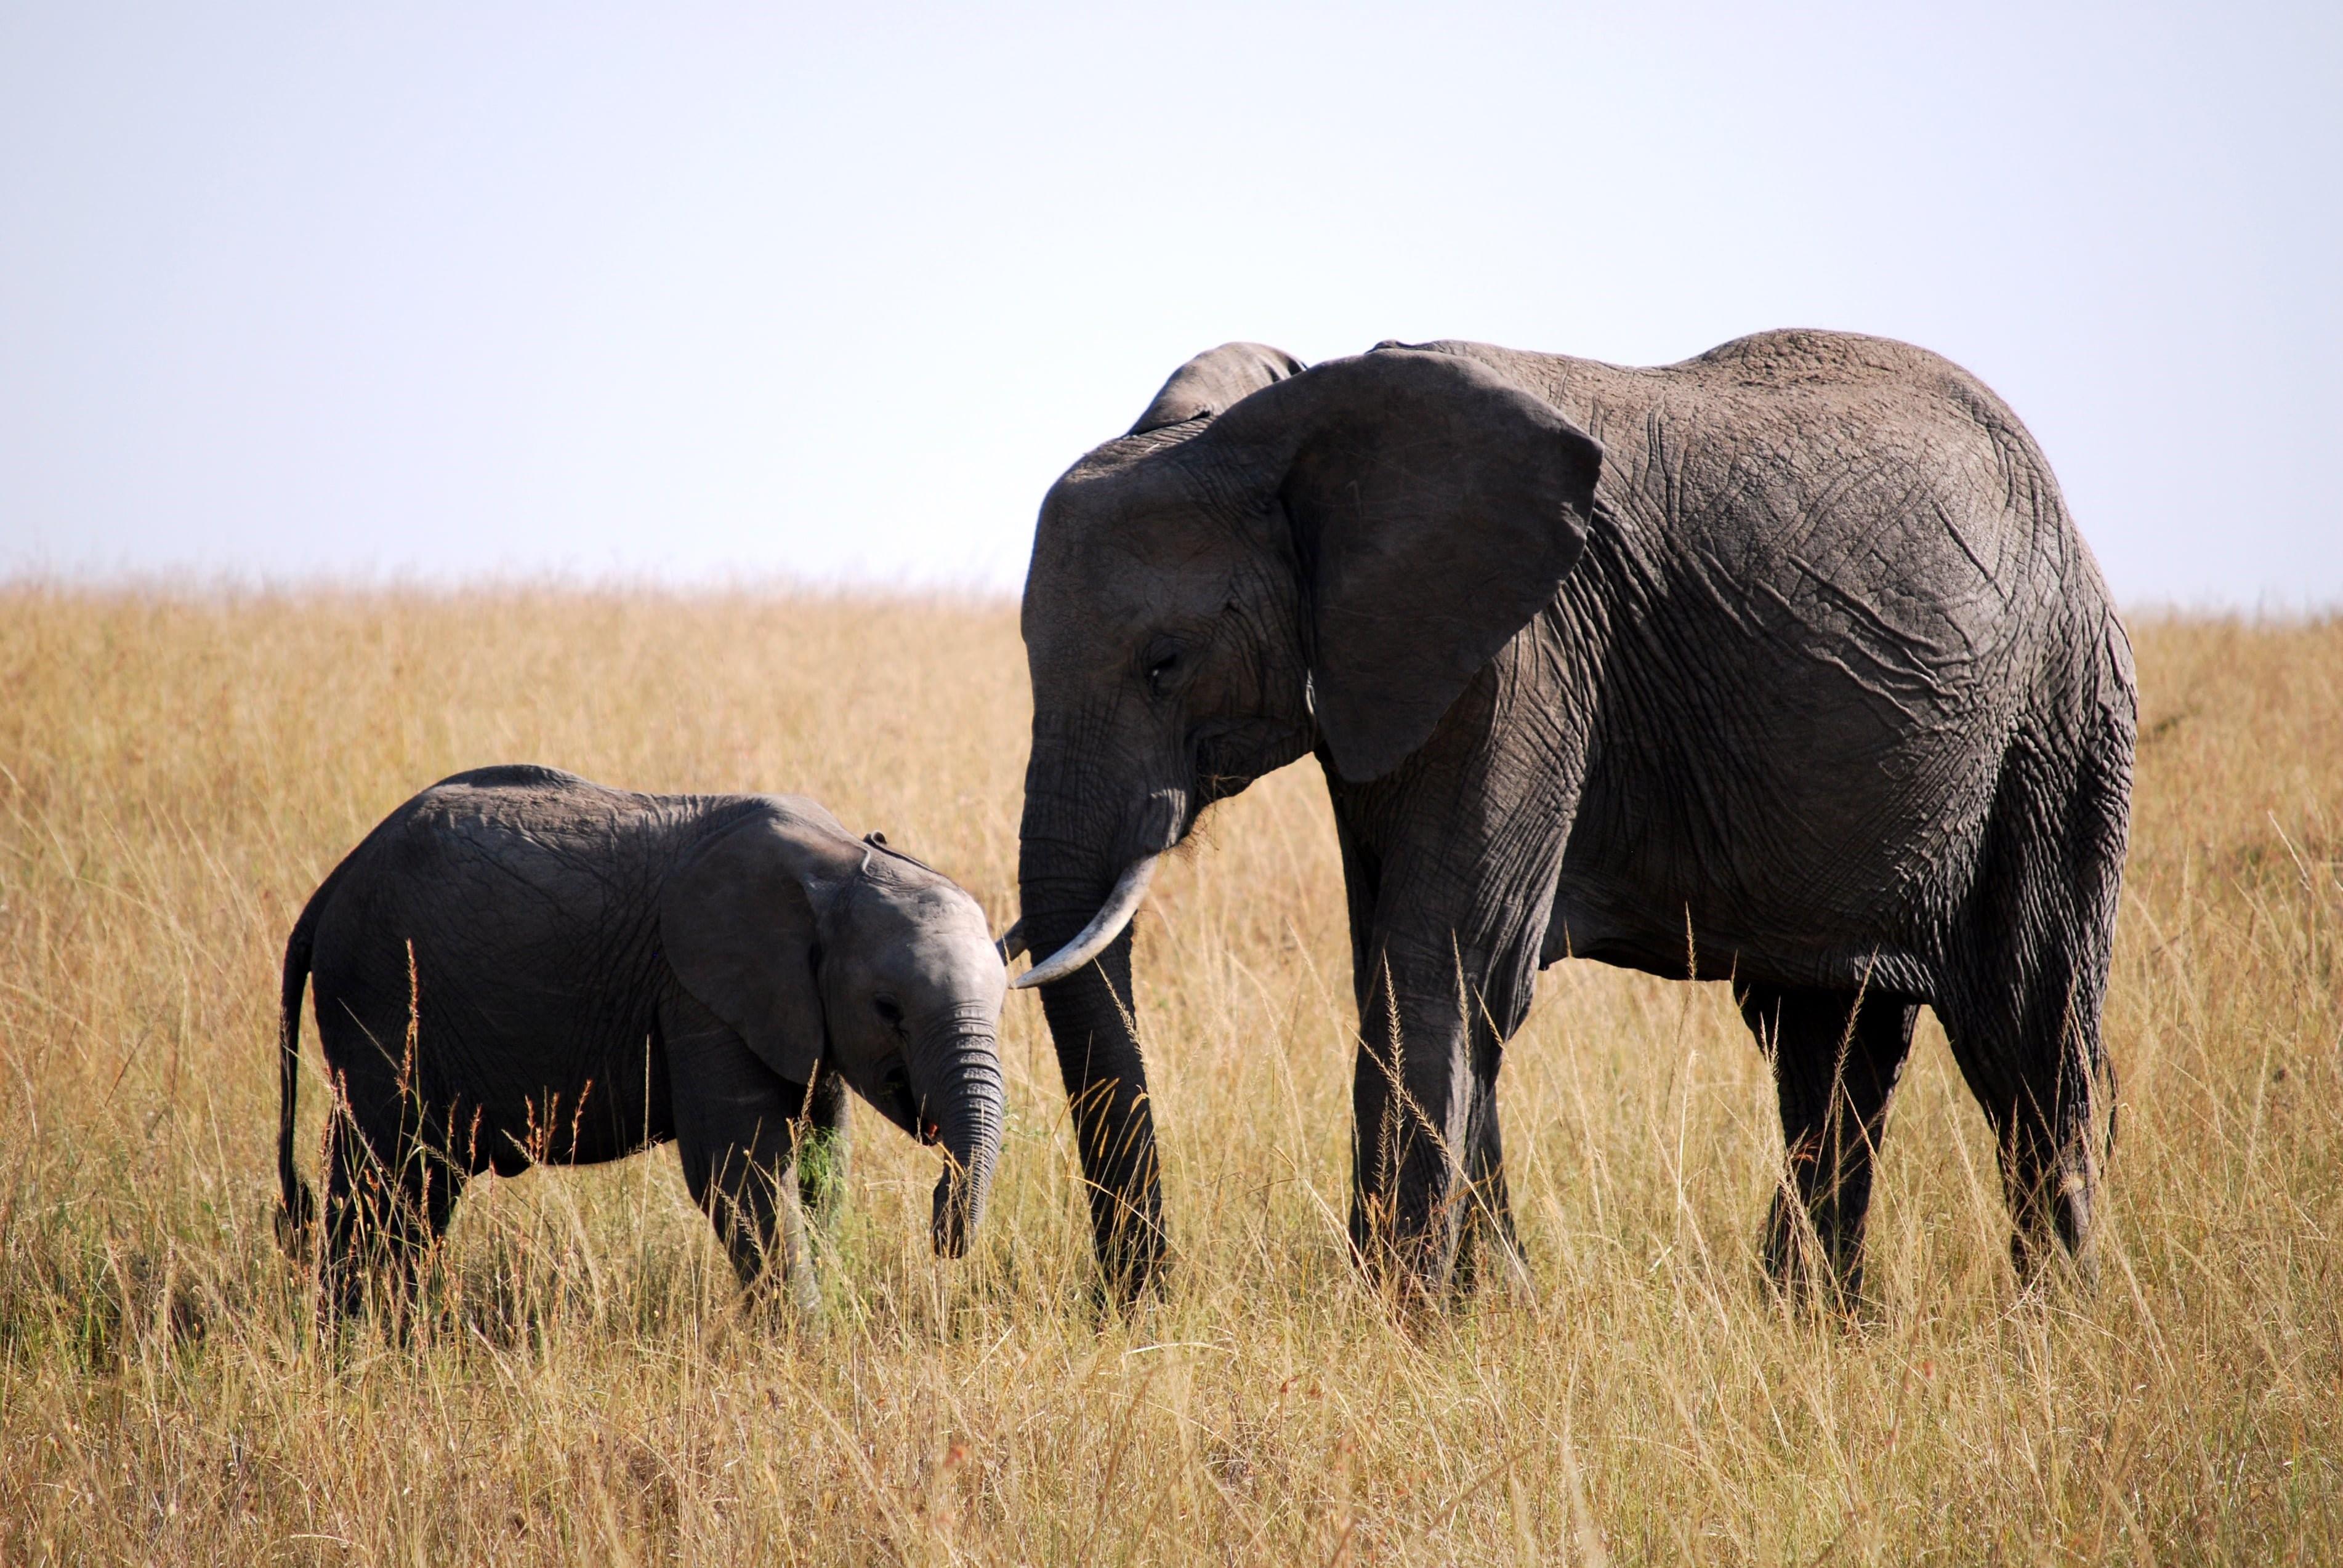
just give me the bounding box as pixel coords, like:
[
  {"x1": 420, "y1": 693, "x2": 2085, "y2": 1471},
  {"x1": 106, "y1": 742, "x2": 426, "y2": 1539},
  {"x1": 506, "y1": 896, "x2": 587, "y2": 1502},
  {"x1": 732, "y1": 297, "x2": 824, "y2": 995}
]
[
  {"x1": 1017, "y1": 334, "x2": 2135, "y2": 1307},
  {"x1": 276, "y1": 765, "x2": 1006, "y2": 1316}
]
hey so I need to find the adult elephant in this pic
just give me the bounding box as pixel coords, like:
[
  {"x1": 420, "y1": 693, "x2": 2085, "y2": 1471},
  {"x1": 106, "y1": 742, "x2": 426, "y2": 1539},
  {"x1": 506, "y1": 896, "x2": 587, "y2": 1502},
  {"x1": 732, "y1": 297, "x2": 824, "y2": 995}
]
[{"x1": 1010, "y1": 332, "x2": 2134, "y2": 1308}]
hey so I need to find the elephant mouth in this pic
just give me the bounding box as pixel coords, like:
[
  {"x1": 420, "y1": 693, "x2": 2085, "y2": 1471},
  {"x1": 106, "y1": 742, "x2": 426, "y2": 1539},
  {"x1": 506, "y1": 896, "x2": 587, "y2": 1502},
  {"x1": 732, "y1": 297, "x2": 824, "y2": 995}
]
[{"x1": 878, "y1": 1064, "x2": 933, "y2": 1143}]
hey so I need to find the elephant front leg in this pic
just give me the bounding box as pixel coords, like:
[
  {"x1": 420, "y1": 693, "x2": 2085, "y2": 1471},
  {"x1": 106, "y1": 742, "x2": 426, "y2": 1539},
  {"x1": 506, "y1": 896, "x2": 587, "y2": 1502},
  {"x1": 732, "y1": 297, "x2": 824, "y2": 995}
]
[
  {"x1": 662, "y1": 997, "x2": 820, "y2": 1317},
  {"x1": 1735, "y1": 983, "x2": 1917, "y2": 1310},
  {"x1": 1348, "y1": 958, "x2": 1482, "y2": 1301},
  {"x1": 1451, "y1": 1067, "x2": 1528, "y2": 1295},
  {"x1": 682, "y1": 1101, "x2": 817, "y2": 1317},
  {"x1": 796, "y1": 1064, "x2": 852, "y2": 1231},
  {"x1": 1035, "y1": 929, "x2": 1166, "y2": 1308}
]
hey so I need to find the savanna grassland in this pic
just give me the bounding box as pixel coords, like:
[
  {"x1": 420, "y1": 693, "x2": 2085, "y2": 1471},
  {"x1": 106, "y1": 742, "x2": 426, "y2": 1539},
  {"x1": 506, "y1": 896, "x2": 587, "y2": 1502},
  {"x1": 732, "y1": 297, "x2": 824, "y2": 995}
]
[{"x1": 0, "y1": 587, "x2": 2337, "y2": 1565}]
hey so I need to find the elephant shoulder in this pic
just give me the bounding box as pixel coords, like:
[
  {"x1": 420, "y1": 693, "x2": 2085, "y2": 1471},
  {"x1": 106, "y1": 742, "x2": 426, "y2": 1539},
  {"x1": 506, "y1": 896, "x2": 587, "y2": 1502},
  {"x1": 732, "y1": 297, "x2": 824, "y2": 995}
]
[
  {"x1": 720, "y1": 793, "x2": 852, "y2": 841},
  {"x1": 1366, "y1": 337, "x2": 1551, "y2": 387},
  {"x1": 680, "y1": 794, "x2": 863, "y2": 877},
  {"x1": 1364, "y1": 339, "x2": 1669, "y2": 444}
]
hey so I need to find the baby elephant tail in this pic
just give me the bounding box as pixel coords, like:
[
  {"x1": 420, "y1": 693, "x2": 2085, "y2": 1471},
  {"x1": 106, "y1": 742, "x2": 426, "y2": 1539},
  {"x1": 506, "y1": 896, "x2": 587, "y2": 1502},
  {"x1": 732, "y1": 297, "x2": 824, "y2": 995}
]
[{"x1": 273, "y1": 878, "x2": 331, "y2": 1254}]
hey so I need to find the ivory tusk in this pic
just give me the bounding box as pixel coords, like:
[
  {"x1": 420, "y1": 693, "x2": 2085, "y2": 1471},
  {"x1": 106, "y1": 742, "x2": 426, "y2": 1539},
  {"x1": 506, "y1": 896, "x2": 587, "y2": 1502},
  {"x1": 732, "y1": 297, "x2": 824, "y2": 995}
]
[{"x1": 1012, "y1": 854, "x2": 1160, "y2": 989}]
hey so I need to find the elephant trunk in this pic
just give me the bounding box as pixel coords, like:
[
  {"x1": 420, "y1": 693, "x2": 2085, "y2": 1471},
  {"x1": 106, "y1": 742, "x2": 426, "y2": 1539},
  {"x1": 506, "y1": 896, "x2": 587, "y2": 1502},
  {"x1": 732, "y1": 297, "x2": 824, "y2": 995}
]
[
  {"x1": 1016, "y1": 790, "x2": 1169, "y2": 1298},
  {"x1": 916, "y1": 1021, "x2": 1004, "y2": 1258}
]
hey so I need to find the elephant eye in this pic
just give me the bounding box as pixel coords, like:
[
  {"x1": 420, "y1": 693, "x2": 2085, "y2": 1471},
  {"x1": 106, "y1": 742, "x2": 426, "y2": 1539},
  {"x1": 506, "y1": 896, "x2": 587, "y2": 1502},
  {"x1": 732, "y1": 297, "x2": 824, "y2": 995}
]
[
  {"x1": 1145, "y1": 649, "x2": 1181, "y2": 692},
  {"x1": 873, "y1": 995, "x2": 903, "y2": 1026}
]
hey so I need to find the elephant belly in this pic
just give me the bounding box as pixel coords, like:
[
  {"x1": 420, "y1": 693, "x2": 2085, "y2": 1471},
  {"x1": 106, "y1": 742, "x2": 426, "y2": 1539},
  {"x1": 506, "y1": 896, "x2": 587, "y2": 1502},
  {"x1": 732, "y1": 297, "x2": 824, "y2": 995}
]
[
  {"x1": 1544, "y1": 877, "x2": 1938, "y2": 997},
  {"x1": 461, "y1": 1026, "x2": 673, "y2": 1173},
  {"x1": 1546, "y1": 693, "x2": 1991, "y2": 999},
  {"x1": 310, "y1": 909, "x2": 674, "y2": 1175},
  {"x1": 312, "y1": 978, "x2": 672, "y2": 1171},
  {"x1": 402, "y1": 976, "x2": 674, "y2": 1173},
  {"x1": 1536, "y1": 512, "x2": 2024, "y2": 997}
]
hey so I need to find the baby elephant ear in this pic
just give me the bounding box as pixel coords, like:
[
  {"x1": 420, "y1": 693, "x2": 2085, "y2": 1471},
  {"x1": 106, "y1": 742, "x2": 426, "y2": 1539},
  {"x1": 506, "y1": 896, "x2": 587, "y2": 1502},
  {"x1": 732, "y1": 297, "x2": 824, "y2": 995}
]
[{"x1": 660, "y1": 814, "x2": 828, "y2": 1084}]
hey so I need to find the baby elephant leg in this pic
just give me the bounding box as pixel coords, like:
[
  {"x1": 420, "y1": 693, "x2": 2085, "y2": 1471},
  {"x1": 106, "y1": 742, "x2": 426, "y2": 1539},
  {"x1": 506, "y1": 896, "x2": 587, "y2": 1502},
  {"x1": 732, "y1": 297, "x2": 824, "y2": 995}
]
[
  {"x1": 797, "y1": 1064, "x2": 852, "y2": 1228},
  {"x1": 318, "y1": 1106, "x2": 465, "y2": 1327},
  {"x1": 660, "y1": 994, "x2": 819, "y2": 1316}
]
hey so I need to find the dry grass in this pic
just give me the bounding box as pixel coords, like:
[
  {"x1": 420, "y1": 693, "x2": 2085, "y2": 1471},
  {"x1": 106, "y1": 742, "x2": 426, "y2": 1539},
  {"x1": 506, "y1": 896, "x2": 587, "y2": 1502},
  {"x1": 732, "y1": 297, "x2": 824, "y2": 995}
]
[{"x1": 0, "y1": 586, "x2": 2337, "y2": 1564}]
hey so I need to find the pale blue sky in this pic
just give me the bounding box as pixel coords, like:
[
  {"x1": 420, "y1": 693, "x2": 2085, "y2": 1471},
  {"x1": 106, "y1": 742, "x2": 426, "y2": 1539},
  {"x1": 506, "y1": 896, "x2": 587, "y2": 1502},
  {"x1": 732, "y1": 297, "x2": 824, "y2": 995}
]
[{"x1": 2, "y1": 3, "x2": 2336, "y2": 604}]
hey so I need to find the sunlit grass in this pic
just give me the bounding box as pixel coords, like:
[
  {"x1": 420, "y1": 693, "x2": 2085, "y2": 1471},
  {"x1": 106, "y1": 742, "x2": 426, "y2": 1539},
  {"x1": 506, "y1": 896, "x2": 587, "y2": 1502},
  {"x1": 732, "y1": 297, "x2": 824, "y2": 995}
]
[{"x1": 0, "y1": 586, "x2": 2336, "y2": 1562}]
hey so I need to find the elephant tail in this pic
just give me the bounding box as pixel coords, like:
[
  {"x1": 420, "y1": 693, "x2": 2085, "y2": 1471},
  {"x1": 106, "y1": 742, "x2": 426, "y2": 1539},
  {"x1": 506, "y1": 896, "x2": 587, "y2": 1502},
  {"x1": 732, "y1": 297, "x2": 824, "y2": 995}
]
[{"x1": 274, "y1": 873, "x2": 335, "y2": 1253}]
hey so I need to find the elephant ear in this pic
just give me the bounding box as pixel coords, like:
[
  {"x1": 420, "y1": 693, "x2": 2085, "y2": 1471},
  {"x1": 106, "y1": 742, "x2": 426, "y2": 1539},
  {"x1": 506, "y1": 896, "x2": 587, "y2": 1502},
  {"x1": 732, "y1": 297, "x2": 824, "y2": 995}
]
[
  {"x1": 659, "y1": 812, "x2": 831, "y2": 1084},
  {"x1": 1129, "y1": 342, "x2": 1306, "y2": 434},
  {"x1": 1200, "y1": 347, "x2": 1603, "y2": 782}
]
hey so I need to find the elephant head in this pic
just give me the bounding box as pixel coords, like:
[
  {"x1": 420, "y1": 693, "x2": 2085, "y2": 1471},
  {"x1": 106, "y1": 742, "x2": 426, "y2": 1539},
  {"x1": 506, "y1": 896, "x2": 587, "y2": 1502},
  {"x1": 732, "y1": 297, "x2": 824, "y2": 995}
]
[
  {"x1": 1016, "y1": 343, "x2": 1604, "y2": 979},
  {"x1": 1010, "y1": 342, "x2": 1602, "y2": 1289},
  {"x1": 663, "y1": 813, "x2": 1007, "y2": 1257}
]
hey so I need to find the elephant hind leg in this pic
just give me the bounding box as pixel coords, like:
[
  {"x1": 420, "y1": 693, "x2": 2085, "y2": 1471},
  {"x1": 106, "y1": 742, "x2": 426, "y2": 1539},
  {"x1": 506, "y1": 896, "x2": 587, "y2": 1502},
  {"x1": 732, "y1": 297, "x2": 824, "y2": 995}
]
[
  {"x1": 1735, "y1": 981, "x2": 1917, "y2": 1309},
  {"x1": 317, "y1": 1102, "x2": 467, "y2": 1326},
  {"x1": 1937, "y1": 948, "x2": 2111, "y2": 1287},
  {"x1": 304, "y1": 995, "x2": 469, "y2": 1325},
  {"x1": 1939, "y1": 719, "x2": 2127, "y2": 1288},
  {"x1": 1937, "y1": 959, "x2": 2108, "y2": 1287}
]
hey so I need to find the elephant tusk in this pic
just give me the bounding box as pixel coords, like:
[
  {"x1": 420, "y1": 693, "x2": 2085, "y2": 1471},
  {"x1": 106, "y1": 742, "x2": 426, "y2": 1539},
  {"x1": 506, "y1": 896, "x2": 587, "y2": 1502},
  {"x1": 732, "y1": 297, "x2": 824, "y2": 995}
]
[
  {"x1": 1012, "y1": 854, "x2": 1160, "y2": 989},
  {"x1": 996, "y1": 919, "x2": 1026, "y2": 963}
]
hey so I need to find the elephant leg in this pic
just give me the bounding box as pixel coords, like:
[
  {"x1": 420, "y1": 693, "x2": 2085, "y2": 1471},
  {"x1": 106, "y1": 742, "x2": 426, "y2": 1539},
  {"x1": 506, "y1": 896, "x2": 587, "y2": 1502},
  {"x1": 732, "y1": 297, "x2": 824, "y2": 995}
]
[
  {"x1": 1735, "y1": 982, "x2": 1916, "y2": 1308},
  {"x1": 660, "y1": 994, "x2": 816, "y2": 1314},
  {"x1": 796, "y1": 1063, "x2": 852, "y2": 1229},
  {"x1": 1938, "y1": 725, "x2": 2125, "y2": 1288},
  {"x1": 317, "y1": 1100, "x2": 466, "y2": 1325},
  {"x1": 1349, "y1": 951, "x2": 1480, "y2": 1299},
  {"x1": 307, "y1": 995, "x2": 467, "y2": 1325},
  {"x1": 1034, "y1": 928, "x2": 1165, "y2": 1307},
  {"x1": 1451, "y1": 1045, "x2": 1527, "y2": 1297},
  {"x1": 1938, "y1": 954, "x2": 2108, "y2": 1289}
]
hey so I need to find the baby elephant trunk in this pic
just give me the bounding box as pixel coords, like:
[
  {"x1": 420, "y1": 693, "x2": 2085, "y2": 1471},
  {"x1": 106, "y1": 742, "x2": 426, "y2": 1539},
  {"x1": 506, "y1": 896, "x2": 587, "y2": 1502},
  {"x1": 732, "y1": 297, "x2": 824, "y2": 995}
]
[{"x1": 919, "y1": 1026, "x2": 1004, "y2": 1258}]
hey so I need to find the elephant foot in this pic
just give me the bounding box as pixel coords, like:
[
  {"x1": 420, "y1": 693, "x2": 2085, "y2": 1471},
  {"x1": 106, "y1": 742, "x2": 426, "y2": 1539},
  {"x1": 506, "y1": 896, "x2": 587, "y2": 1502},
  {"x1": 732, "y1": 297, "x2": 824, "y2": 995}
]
[
  {"x1": 1084, "y1": 1199, "x2": 1171, "y2": 1316},
  {"x1": 2006, "y1": 1156, "x2": 2100, "y2": 1297},
  {"x1": 1450, "y1": 1199, "x2": 1531, "y2": 1305},
  {"x1": 1349, "y1": 1199, "x2": 1483, "y2": 1316},
  {"x1": 774, "y1": 1183, "x2": 823, "y2": 1323},
  {"x1": 1760, "y1": 1203, "x2": 1877, "y2": 1325}
]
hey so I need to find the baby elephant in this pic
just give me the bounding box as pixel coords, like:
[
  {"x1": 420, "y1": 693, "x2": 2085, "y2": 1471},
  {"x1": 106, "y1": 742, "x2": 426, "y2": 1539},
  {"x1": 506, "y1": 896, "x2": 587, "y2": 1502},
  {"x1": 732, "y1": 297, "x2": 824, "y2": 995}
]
[{"x1": 275, "y1": 765, "x2": 1007, "y2": 1316}]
